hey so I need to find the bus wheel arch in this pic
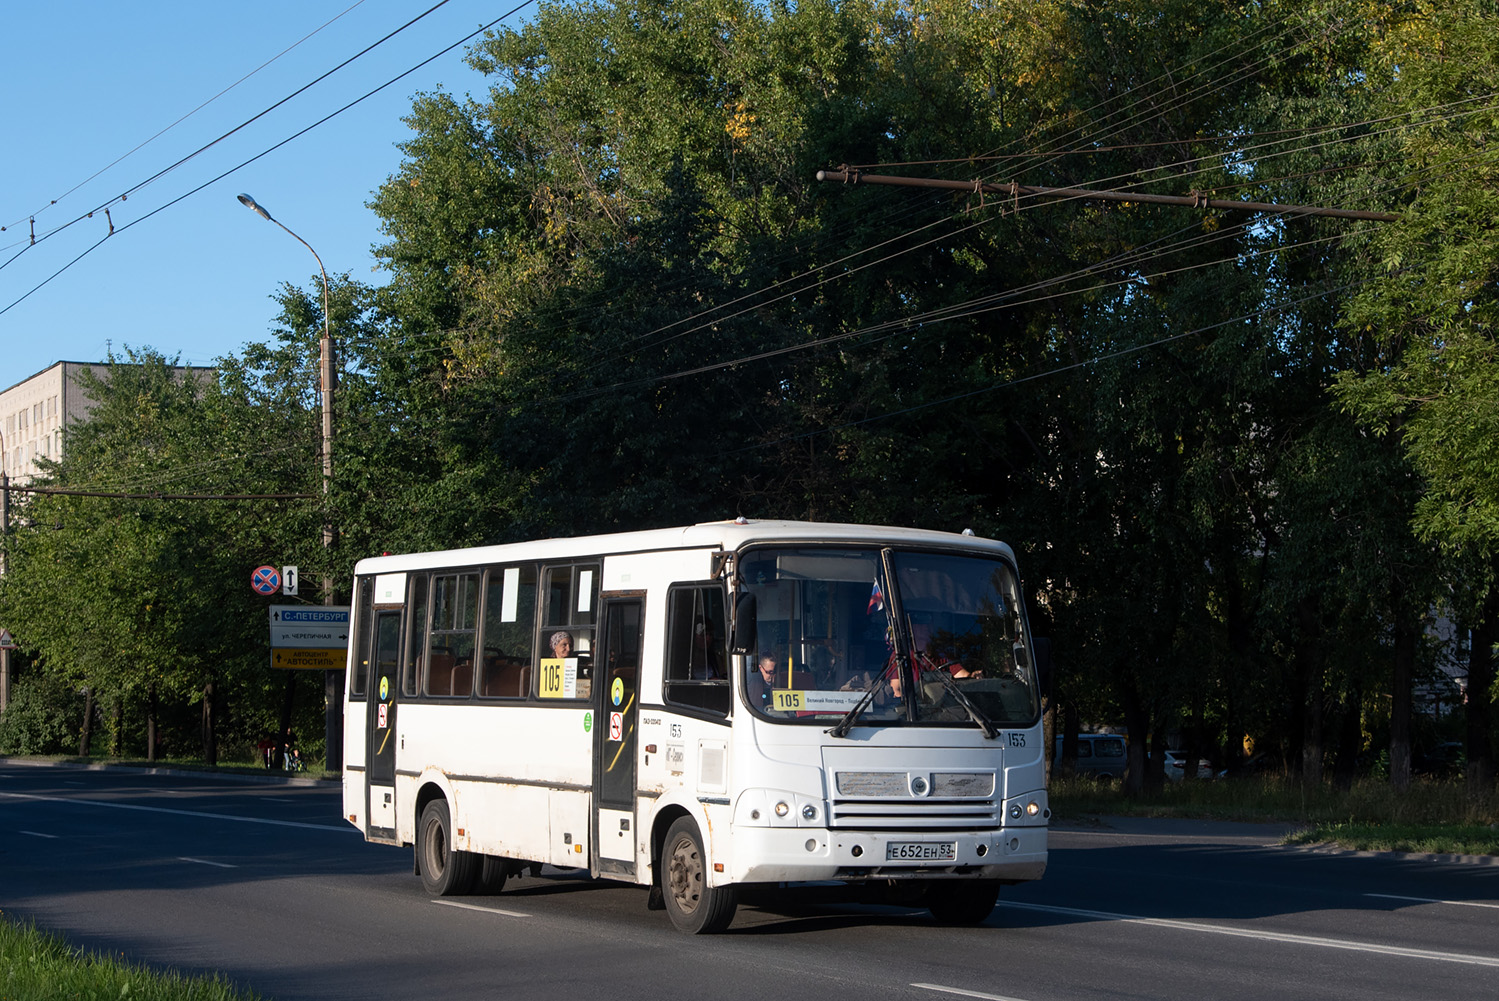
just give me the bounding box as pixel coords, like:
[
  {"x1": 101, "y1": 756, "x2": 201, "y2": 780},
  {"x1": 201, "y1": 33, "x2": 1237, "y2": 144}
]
[
  {"x1": 660, "y1": 815, "x2": 737, "y2": 934},
  {"x1": 416, "y1": 794, "x2": 478, "y2": 897}
]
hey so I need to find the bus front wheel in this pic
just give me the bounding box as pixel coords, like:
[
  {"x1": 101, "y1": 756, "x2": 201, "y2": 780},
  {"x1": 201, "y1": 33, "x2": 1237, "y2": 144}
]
[
  {"x1": 418, "y1": 800, "x2": 478, "y2": 896},
  {"x1": 926, "y1": 880, "x2": 1000, "y2": 924},
  {"x1": 661, "y1": 817, "x2": 737, "y2": 934}
]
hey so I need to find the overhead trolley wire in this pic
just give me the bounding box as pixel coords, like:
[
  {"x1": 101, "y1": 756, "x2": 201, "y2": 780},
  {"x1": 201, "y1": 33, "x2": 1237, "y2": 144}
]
[{"x1": 0, "y1": 1, "x2": 537, "y2": 321}]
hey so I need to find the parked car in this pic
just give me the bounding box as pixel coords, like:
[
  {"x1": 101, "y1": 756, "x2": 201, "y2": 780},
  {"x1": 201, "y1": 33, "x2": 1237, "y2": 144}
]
[
  {"x1": 1055, "y1": 733, "x2": 1128, "y2": 781},
  {"x1": 1162, "y1": 750, "x2": 1213, "y2": 781}
]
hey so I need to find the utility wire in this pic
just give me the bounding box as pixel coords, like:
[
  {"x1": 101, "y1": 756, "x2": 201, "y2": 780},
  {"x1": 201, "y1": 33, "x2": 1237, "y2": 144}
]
[
  {"x1": 0, "y1": 2, "x2": 534, "y2": 320},
  {"x1": 0, "y1": 0, "x2": 373, "y2": 235}
]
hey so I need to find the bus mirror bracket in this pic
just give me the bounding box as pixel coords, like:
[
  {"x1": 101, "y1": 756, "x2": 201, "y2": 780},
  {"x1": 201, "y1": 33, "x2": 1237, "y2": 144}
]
[{"x1": 729, "y1": 592, "x2": 757, "y2": 655}]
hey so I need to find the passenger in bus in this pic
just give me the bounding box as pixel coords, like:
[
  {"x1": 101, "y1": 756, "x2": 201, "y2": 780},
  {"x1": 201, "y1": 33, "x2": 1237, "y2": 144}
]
[
  {"x1": 550, "y1": 631, "x2": 573, "y2": 658},
  {"x1": 746, "y1": 654, "x2": 780, "y2": 710},
  {"x1": 689, "y1": 617, "x2": 725, "y2": 679}
]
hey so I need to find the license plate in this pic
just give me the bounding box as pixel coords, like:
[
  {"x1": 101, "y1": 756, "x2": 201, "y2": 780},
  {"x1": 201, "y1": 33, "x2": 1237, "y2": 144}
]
[{"x1": 885, "y1": 841, "x2": 956, "y2": 861}]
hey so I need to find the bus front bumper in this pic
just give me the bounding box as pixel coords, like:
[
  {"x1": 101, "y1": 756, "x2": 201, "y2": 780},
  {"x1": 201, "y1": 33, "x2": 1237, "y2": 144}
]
[{"x1": 729, "y1": 825, "x2": 1047, "y2": 885}]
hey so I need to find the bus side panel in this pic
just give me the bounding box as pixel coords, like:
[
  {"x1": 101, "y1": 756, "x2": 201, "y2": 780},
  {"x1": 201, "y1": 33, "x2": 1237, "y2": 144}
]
[
  {"x1": 342, "y1": 699, "x2": 368, "y2": 830},
  {"x1": 398, "y1": 703, "x2": 593, "y2": 863}
]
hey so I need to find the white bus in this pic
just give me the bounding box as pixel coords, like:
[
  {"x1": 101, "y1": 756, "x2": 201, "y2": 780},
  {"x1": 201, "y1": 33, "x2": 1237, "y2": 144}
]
[{"x1": 341, "y1": 519, "x2": 1049, "y2": 933}]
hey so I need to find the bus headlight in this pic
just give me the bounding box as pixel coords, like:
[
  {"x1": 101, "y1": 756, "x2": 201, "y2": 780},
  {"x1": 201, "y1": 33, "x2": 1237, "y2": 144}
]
[
  {"x1": 801, "y1": 804, "x2": 817, "y2": 822},
  {"x1": 774, "y1": 801, "x2": 790, "y2": 818}
]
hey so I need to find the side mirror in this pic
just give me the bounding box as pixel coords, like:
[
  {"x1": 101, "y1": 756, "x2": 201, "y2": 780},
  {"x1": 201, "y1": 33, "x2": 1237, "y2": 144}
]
[{"x1": 728, "y1": 592, "x2": 757, "y2": 656}]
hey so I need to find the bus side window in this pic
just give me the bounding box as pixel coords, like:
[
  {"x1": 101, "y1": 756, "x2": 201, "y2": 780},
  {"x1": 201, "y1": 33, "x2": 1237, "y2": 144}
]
[
  {"x1": 479, "y1": 565, "x2": 537, "y2": 699},
  {"x1": 663, "y1": 585, "x2": 730, "y2": 717},
  {"x1": 541, "y1": 564, "x2": 599, "y2": 699},
  {"x1": 402, "y1": 574, "x2": 428, "y2": 697},
  {"x1": 426, "y1": 572, "x2": 478, "y2": 697},
  {"x1": 350, "y1": 575, "x2": 373, "y2": 697}
]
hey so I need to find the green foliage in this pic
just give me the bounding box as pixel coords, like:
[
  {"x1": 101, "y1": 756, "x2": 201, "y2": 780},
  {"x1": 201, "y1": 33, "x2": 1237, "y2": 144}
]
[{"x1": 0, "y1": 671, "x2": 83, "y2": 755}]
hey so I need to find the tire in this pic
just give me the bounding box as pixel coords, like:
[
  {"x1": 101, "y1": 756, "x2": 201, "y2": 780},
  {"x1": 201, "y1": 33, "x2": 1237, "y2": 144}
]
[
  {"x1": 417, "y1": 800, "x2": 478, "y2": 896},
  {"x1": 661, "y1": 817, "x2": 737, "y2": 934},
  {"x1": 926, "y1": 880, "x2": 1000, "y2": 925},
  {"x1": 474, "y1": 854, "x2": 510, "y2": 895}
]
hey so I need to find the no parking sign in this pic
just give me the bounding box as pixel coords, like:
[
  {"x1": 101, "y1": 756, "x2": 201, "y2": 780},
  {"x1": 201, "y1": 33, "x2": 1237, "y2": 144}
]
[{"x1": 251, "y1": 565, "x2": 281, "y2": 595}]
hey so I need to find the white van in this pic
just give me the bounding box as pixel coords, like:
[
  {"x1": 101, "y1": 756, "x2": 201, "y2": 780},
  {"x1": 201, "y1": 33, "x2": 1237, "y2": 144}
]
[{"x1": 1054, "y1": 733, "x2": 1127, "y2": 781}]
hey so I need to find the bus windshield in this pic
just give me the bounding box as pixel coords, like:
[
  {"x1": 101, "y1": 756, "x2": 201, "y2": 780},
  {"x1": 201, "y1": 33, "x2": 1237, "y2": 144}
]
[{"x1": 737, "y1": 546, "x2": 1039, "y2": 729}]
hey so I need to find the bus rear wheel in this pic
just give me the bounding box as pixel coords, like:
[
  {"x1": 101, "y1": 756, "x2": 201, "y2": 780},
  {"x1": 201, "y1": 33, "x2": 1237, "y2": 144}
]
[
  {"x1": 661, "y1": 817, "x2": 736, "y2": 934},
  {"x1": 926, "y1": 880, "x2": 1000, "y2": 924},
  {"x1": 418, "y1": 800, "x2": 478, "y2": 896}
]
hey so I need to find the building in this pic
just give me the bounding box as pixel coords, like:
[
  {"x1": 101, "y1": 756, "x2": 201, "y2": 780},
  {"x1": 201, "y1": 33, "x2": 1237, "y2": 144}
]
[{"x1": 1, "y1": 361, "x2": 212, "y2": 484}]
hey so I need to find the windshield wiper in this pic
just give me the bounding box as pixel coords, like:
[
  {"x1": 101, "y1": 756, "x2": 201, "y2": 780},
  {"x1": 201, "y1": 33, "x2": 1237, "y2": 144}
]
[
  {"x1": 827, "y1": 680, "x2": 883, "y2": 739},
  {"x1": 926, "y1": 660, "x2": 998, "y2": 739}
]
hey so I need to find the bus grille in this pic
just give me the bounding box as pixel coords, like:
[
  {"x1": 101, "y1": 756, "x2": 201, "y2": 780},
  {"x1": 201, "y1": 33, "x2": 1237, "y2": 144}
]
[{"x1": 829, "y1": 771, "x2": 997, "y2": 828}]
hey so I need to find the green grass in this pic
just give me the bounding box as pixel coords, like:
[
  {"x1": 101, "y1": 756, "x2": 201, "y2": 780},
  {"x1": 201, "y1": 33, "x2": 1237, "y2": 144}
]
[
  {"x1": 1049, "y1": 774, "x2": 1499, "y2": 855},
  {"x1": 0, "y1": 914, "x2": 264, "y2": 1001}
]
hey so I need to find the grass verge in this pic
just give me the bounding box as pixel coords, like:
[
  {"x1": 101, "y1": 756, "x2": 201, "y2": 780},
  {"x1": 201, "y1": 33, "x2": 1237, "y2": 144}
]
[
  {"x1": 1049, "y1": 774, "x2": 1499, "y2": 855},
  {"x1": 0, "y1": 914, "x2": 263, "y2": 1001}
]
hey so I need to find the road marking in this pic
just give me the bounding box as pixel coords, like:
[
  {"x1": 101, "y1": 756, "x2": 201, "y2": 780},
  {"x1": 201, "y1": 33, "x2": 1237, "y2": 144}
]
[
  {"x1": 0, "y1": 790, "x2": 355, "y2": 833},
  {"x1": 913, "y1": 985, "x2": 1032, "y2": 1000},
  {"x1": 1366, "y1": 893, "x2": 1499, "y2": 911},
  {"x1": 433, "y1": 899, "x2": 531, "y2": 919},
  {"x1": 180, "y1": 857, "x2": 237, "y2": 869},
  {"x1": 19, "y1": 830, "x2": 58, "y2": 838},
  {"x1": 1000, "y1": 901, "x2": 1499, "y2": 968}
]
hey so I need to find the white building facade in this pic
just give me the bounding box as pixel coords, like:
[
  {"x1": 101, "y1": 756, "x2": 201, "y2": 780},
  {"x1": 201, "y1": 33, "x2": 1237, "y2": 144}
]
[{"x1": 0, "y1": 361, "x2": 100, "y2": 484}]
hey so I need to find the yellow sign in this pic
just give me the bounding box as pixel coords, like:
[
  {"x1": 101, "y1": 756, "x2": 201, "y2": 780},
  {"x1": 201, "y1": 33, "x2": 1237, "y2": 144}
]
[
  {"x1": 272, "y1": 648, "x2": 343, "y2": 670},
  {"x1": 771, "y1": 689, "x2": 804, "y2": 711},
  {"x1": 538, "y1": 657, "x2": 576, "y2": 698}
]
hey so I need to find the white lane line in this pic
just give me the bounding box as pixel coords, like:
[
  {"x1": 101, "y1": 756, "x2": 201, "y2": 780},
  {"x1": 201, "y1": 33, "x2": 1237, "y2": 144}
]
[
  {"x1": 180, "y1": 857, "x2": 237, "y2": 869},
  {"x1": 1000, "y1": 901, "x2": 1499, "y2": 968},
  {"x1": 0, "y1": 790, "x2": 355, "y2": 833},
  {"x1": 1366, "y1": 893, "x2": 1499, "y2": 911},
  {"x1": 913, "y1": 985, "x2": 1032, "y2": 1000},
  {"x1": 19, "y1": 830, "x2": 59, "y2": 838},
  {"x1": 433, "y1": 899, "x2": 531, "y2": 919}
]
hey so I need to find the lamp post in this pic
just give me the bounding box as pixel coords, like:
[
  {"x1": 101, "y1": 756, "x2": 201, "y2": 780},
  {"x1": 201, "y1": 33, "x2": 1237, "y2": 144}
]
[{"x1": 237, "y1": 193, "x2": 341, "y2": 774}]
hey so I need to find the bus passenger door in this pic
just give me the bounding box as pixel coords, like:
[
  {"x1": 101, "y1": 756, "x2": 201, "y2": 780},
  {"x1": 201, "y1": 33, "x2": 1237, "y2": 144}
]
[
  {"x1": 366, "y1": 610, "x2": 401, "y2": 843},
  {"x1": 594, "y1": 595, "x2": 644, "y2": 877}
]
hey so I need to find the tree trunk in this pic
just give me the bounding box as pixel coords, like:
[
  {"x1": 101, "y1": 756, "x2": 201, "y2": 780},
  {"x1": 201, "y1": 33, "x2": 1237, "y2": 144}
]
[
  {"x1": 111, "y1": 699, "x2": 122, "y2": 757},
  {"x1": 1332, "y1": 682, "x2": 1362, "y2": 791},
  {"x1": 78, "y1": 687, "x2": 94, "y2": 757},
  {"x1": 146, "y1": 682, "x2": 160, "y2": 763},
  {"x1": 201, "y1": 680, "x2": 217, "y2": 767},
  {"x1": 1122, "y1": 683, "x2": 1150, "y2": 796},
  {"x1": 1390, "y1": 594, "x2": 1416, "y2": 792},
  {"x1": 1466, "y1": 583, "x2": 1498, "y2": 795}
]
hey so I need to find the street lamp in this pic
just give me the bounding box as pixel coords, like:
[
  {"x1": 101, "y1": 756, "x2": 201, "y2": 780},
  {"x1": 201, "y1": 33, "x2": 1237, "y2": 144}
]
[{"x1": 237, "y1": 192, "x2": 341, "y2": 773}]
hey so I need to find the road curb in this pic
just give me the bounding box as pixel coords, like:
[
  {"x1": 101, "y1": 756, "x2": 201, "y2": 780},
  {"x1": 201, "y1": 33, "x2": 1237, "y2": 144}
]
[{"x1": 0, "y1": 755, "x2": 335, "y2": 789}]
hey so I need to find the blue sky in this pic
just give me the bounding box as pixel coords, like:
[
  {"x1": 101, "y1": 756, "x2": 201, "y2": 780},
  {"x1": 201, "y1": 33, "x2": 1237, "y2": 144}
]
[{"x1": 0, "y1": 1, "x2": 533, "y2": 388}]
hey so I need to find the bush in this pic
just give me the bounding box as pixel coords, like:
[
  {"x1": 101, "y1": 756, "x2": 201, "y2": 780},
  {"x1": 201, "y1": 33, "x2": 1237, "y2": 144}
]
[{"x1": 0, "y1": 671, "x2": 84, "y2": 754}]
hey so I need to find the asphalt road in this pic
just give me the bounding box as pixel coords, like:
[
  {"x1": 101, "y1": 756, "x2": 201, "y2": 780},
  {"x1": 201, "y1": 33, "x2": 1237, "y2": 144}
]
[{"x1": 2, "y1": 761, "x2": 1497, "y2": 1000}]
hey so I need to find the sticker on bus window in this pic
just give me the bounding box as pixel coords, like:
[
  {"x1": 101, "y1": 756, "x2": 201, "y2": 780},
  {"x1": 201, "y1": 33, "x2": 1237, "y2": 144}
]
[
  {"x1": 501, "y1": 567, "x2": 520, "y2": 622},
  {"x1": 772, "y1": 690, "x2": 804, "y2": 711},
  {"x1": 539, "y1": 657, "x2": 578, "y2": 698}
]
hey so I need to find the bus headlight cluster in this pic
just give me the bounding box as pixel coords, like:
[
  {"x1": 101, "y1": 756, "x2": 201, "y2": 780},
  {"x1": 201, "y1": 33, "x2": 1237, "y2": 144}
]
[{"x1": 737, "y1": 790, "x2": 828, "y2": 828}]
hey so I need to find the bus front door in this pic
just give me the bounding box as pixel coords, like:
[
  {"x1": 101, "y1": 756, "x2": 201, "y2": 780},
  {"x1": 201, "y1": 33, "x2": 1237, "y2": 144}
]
[
  {"x1": 366, "y1": 610, "x2": 401, "y2": 842},
  {"x1": 594, "y1": 595, "x2": 644, "y2": 877}
]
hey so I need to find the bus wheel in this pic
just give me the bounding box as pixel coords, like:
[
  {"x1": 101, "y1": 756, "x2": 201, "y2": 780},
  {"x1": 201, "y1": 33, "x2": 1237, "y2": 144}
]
[
  {"x1": 475, "y1": 854, "x2": 509, "y2": 895},
  {"x1": 418, "y1": 800, "x2": 478, "y2": 896},
  {"x1": 661, "y1": 817, "x2": 737, "y2": 934},
  {"x1": 927, "y1": 880, "x2": 1000, "y2": 924}
]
